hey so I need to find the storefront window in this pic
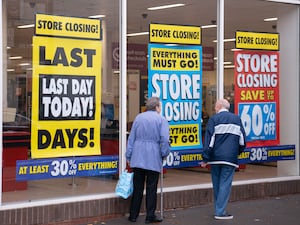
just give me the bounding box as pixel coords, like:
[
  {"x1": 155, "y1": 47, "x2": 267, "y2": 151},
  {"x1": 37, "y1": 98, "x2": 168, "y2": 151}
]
[
  {"x1": 1, "y1": 0, "x2": 297, "y2": 206},
  {"x1": 2, "y1": 0, "x2": 119, "y2": 203}
]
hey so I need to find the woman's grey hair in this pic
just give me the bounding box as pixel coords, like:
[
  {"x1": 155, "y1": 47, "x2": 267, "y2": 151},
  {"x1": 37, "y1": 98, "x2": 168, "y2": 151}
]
[{"x1": 146, "y1": 97, "x2": 160, "y2": 111}]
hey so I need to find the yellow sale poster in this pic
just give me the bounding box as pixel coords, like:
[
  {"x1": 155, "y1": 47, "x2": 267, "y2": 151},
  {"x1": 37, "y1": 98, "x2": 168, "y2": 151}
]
[{"x1": 31, "y1": 14, "x2": 102, "y2": 158}]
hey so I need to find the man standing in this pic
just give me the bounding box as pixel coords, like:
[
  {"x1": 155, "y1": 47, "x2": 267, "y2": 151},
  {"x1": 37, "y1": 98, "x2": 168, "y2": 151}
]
[
  {"x1": 201, "y1": 99, "x2": 246, "y2": 220},
  {"x1": 126, "y1": 97, "x2": 170, "y2": 223}
]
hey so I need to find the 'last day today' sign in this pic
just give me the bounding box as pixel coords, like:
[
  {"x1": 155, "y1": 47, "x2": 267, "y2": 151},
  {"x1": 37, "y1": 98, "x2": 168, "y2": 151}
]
[{"x1": 31, "y1": 14, "x2": 102, "y2": 158}]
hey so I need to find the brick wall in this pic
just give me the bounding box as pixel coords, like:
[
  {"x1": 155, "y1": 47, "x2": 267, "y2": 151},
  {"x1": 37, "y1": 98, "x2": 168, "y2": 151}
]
[{"x1": 0, "y1": 179, "x2": 300, "y2": 225}]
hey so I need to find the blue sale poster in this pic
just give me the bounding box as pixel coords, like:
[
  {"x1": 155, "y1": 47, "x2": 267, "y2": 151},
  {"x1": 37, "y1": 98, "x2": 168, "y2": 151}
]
[{"x1": 148, "y1": 43, "x2": 202, "y2": 150}]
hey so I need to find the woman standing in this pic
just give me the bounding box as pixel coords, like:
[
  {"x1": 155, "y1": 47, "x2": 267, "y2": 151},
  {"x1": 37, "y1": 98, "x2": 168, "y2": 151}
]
[{"x1": 126, "y1": 97, "x2": 170, "y2": 223}]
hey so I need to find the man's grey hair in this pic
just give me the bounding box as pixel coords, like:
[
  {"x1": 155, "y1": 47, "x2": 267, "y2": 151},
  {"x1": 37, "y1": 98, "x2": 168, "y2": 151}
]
[
  {"x1": 217, "y1": 99, "x2": 230, "y2": 110},
  {"x1": 146, "y1": 97, "x2": 160, "y2": 111}
]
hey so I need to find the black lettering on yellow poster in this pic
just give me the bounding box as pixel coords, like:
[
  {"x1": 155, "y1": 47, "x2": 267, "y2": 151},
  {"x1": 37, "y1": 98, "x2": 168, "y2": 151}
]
[
  {"x1": 35, "y1": 14, "x2": 101, "y2": 40},
  {"x1": 235, "y1": 31, "x2": 279, "y2": 51},
  {"x1": 31, "y1": 14, "x2": 102, "y2": 158},
  {"x1": 169, "y1": 124, "x2": 200, "y2": 147},
  {"x1": 150, "y1": 23, "x2": 201, "y2": 45},
  {"x1": 150, "y1": 47, "x2": 200, "y2": 71}
]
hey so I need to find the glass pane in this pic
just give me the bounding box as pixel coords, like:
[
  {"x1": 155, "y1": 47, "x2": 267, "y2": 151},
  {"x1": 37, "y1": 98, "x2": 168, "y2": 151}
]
[
  {"x1": 3, "y1": 0, "x2": 119, "y2": 203},
  {"x1": 125, "y1": 0, "x2": 286, "y2": 189}
]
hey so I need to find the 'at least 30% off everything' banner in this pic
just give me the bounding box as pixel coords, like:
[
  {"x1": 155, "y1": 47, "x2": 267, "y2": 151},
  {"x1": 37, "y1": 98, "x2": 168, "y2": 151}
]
[{"x1": 148, "y1": 43, "x2": 203, "y2": 151}]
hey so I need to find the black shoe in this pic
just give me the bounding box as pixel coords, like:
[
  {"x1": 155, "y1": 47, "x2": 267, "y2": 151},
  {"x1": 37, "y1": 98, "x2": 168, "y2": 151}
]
[
  {"x1": 145, "y1": 217, "x2": 163, "y2": 224},
  {"x1": 128, "y1": 216, "x2": 137, "y2": 222}
]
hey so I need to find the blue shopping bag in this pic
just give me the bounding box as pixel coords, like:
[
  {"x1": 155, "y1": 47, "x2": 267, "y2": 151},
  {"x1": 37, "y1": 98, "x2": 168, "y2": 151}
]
[{"x1": 115, "y1": 170, "x2": 134, "y2": 199}]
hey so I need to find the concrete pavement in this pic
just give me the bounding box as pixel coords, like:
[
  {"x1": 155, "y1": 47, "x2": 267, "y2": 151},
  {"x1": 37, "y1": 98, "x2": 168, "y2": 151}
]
[{"x1": 77, "y1": 193, "x2": 300, "y2": 225}]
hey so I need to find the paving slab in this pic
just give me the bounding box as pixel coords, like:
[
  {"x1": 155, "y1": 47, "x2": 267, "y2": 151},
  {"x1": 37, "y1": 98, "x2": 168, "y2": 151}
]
[{"x1": 76, "y1": 193, "x2": 300, "y2": 225}]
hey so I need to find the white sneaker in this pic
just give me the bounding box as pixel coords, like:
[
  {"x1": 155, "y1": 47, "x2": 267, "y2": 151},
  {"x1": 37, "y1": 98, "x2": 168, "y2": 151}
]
[{"x1": 214, "y1": 214, "x2": 233, "y2": 220}]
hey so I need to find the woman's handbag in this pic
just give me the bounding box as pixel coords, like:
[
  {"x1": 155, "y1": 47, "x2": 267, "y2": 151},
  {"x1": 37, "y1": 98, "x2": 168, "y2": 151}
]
[{"x1": 115, "y1": 170, "x2": 134, "y2": 199}]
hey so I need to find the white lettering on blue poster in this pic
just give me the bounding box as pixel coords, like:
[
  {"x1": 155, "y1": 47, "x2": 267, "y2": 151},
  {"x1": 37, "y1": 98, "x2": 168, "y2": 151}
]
[
  {"x1": 148, "y1": 43, "x2": 203, "y2": 151},
  {"x1": 238, "y1": 102, "x2": 276, "y2": 141},
  {"x1": 162, "y1": 145, "x2": 295, "y2": 168},
  {"x1": 16, "y1": 156, "x2": 118, "y2": 181}
]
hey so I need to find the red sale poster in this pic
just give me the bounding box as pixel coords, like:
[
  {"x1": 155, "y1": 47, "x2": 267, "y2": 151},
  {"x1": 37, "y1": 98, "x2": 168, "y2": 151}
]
[{"x1": 234, "y1": 50, "x2": 280, "y2": 147}]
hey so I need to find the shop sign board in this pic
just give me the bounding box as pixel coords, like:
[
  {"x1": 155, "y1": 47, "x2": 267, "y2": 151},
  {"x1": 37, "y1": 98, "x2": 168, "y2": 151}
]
[
  {"x1": 112, "y1": 43, "x2": 148, "y2": 75},
  {"x1": 202, "y1": 47, "x2": 214, "y2": 71}
]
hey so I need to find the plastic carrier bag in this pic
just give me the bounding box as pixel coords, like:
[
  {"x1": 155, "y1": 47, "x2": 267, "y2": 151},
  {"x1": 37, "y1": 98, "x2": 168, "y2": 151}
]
[{"x1": 115, "y1": 170, "x2": 134, "y2": 199}]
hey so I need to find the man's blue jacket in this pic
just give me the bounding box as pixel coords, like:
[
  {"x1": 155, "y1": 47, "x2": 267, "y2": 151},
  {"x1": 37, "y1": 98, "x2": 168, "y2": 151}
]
[{"x1": 202, "y1": 109, "x2": 246, "y2": 168}]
